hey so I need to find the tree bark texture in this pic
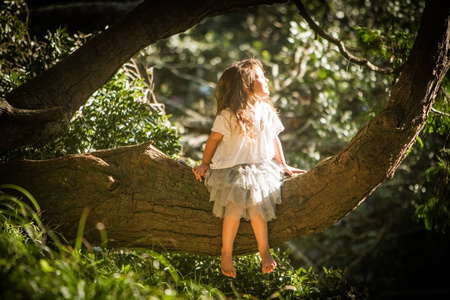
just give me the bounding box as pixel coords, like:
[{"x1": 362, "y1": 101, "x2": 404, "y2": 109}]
[
  {"x1": 0, "y1": 0, "x2": 287, "y2": 154},
  {"x1": 0, "y1": 0, "x2": 449, "y2": 256}
]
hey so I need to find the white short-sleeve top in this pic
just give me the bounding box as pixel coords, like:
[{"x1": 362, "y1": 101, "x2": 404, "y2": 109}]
[{"x1": 210, "y1": 101, "x2": 284, "y2": 169}]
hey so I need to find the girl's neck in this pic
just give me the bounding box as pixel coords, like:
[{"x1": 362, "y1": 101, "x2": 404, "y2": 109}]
[
  {"x1": 247, "y1": 96, "x2": 261, "y2": 106},
  {"x1": 246, "y1": 99, "x2": 260, "y2": 112}
]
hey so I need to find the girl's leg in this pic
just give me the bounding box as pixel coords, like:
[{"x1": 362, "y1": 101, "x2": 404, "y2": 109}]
[
  {"x1": 221, "y1": 215, "x2": 241, "y2": 278},
  {"x1": 250, "y1": 214, "x2": 277, "y2": 274}
]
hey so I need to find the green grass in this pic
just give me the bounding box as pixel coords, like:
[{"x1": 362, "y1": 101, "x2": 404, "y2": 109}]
[{"x1": 0, "y1": 184, "x2": 368, "y2": 299}]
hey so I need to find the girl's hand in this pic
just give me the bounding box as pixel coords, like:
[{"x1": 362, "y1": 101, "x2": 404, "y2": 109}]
[
  {"x1": 282, "y1": 165, "x2": 307, "y2": 177},
  {"x1": 192, "y1": 163, "x2": 210, "y2": 181}
]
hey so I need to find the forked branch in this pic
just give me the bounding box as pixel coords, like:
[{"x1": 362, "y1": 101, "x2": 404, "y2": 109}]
[
  {"x1": 0, "y1": 97, "x2": 63, "y2": 123},
  {"x1": 293, "y1": 0, "x2": 402, "y2": 75}
]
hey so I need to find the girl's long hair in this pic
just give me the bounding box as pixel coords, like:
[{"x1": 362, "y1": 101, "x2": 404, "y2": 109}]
[{"x1": 214, "y1": 58, "x2": 275, "y2": 138}]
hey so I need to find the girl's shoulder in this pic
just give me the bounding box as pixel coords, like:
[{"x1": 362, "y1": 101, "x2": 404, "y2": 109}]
[
  {"x1": 216, "y1": 108, "x2": 236, "y2": 124},
  {"x1": 219, "y1": 107, "x2": 232, "y2": 114},
  {"x1": 217, "y1": 107, "x2": 235, "y2": 118}
]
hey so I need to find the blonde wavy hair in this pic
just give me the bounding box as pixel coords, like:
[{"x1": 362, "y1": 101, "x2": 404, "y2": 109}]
[{"x1": 214, "y1": 58, "x2": 275, "y2": 138}]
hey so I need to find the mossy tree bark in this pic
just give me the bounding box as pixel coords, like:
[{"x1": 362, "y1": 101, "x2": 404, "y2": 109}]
[{"x1": 0, "y1": 0, "x2": 449, "y2": 255}]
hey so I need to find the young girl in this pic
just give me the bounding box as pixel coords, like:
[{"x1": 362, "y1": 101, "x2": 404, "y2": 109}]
[{"x1": 192, "y1": 58, "x2": 306, "y2": 278}]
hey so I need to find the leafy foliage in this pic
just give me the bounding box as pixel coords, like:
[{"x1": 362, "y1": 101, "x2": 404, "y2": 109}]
[
  {"x1": 43, "y1": 72, "x2": 179, "y2": 158},
  {"x1": 353, "y1": 26, "x2": 414, "y2": 67},
  {"x1": 415, "y1": 151, "x2": 450, "y2": 233},
  {"x1": 0, "y1": 0, "x2": 88, "y2": 95}
]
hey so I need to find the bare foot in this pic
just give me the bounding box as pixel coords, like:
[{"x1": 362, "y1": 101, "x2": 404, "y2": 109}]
[
  {"x1": 260, "y1": 251, "x2": 277, "y2": 274},
  {"x1": 221, "y1": 252, "x2": 236, "y2": 278}
]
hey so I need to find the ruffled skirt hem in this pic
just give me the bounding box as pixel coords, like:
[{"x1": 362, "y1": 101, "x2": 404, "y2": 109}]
[{"x1": 204, "y1": 160, "x2": 284, "y2": 222}]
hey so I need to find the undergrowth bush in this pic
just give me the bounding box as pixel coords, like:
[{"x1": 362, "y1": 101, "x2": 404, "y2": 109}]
[
  {"x1": 169, "y1": 252, "x2": 367, "y2": 299},
  {"x1": 0, "y1": 185, "x2": 368, "y2": 299}
]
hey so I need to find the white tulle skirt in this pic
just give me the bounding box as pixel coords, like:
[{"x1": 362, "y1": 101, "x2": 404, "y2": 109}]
[{"x1": 204, "y1": 160, "x2": 284, "y2": 222}]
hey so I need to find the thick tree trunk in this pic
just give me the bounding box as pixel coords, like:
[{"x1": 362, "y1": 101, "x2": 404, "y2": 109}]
[
  {"x1": 0, "y1": 0, "x2": 449, "y2": 256},
  {"x1": 0, "y1": 0, "x2": 287, "y2": 154}
]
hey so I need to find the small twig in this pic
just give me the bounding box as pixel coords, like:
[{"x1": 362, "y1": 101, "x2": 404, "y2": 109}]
[
  {"x1": 166, "y1": 66, "x2": 216, "y2": 90},
  {"x1": 431, "y1": 107, "x2": 450, "y2": 117},
  {"x1": 431, "y1": 86, "x2": 450, "y2": 117},
  {"x1": 293, "y1": 0, "x2": 402, "y2": 75}
]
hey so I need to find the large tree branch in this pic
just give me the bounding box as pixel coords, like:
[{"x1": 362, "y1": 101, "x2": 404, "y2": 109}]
[
  {"x1": 0, "y1": 0, "x2": 287, "y2": 154},
  {"x1": 0, "y1": 0, "x2": 448, "y2": 257},
  {"x1": 293, "y1": 0, "x2": 402, "y2": 75}
]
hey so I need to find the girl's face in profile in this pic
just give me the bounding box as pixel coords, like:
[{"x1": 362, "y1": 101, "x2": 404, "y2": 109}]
[{"x1": 252, "y1": 66, "x2": 270, "y2": 97}]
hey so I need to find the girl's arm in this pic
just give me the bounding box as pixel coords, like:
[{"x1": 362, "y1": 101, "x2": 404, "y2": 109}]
[
  {"x1": 192, "y1": 131, "x2": 223, "y2": 181},
  {"x1": 273, "y1": 137, "x2": 307, "y2": 176}
]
